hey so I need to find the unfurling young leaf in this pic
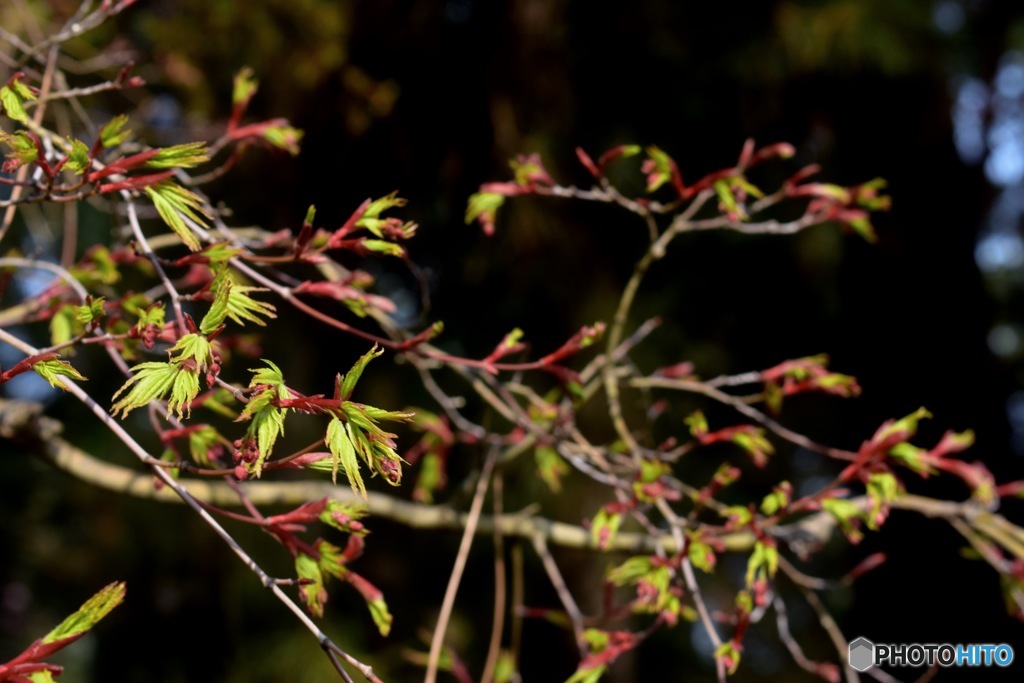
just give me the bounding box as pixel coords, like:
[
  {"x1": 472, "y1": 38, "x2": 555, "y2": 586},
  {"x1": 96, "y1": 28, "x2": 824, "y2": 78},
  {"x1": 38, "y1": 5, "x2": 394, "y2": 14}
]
[
  {"x1": 0, "y1": 130, "x2": 40, "y2": 171},
  {"x1": 188, "y1": 425, "x2": 223, "y2": 468},
  {"x1": 607, "y1": 555, "x2": 653, "y2": 586},
  {"x1": 43, "y1": 581, "x2": 125, "y2": 645},
  {"x1": 65, "y1": 137, "x2": 91, "y2": 174},
  {"x1": 715, "y1": 640, "x2": 742, "y2": 676},
  {"x1": 233, "y1": 66, "x2": 259, "y2": 107},
  {"x1": 337, "y1": 345, "x2": 384, "y2": 401},
  {"x1": 168, "y1": 367, "x2": 200, "y2": 419},
  {"x1": 590, "y1": 504, "x2": 625, "y2": 550},
  {"x1": 339, "y1": 569, "x2": 393, "y2": 636},
  {"x1": 99, "y1": 114, "x2": 132, "y2": 148},
  {"x1": 866, "y1": 472, "x2": 900, "y2": 530},
  {"x1": 144, "y1": 141, "x2": 209, "y2": 169},
  {"x1": 235, "y1": 361, "x2": 291, "y2": 475},
  {"x1": 200, "y1": 267, "x2": 232, "y2": 335},
  {"x1": 169, "y1": 333, "x2": 213, "y2": 372},
  {"x1": 760, "y1": 481, "x2": 792, "y2": 515},
  {"x1": 713, "y1": 179, "x2": 747, "y2": 220},
  {"x1": 745, "y1": 540, "x2": 778, "y2": 588},
  {"x1": 338, "y1": 402, "x2": 412, "y2": 488},
  {"x1": 295, "y1": 553, "x2": 327, "y2": 618},
  {"x1": 0, "y1": 74, "x2": 36, "y2": 123},
  {"x1": 319, "y1": 499, "x2": 369, "y2": 535},
  {"x1": 76, "y1": 296, "x2": 105, "y2": 325},
  {"x1": 107, "y1": 328, "x2": 204, "y2": 419},
  {"x1": 821, "y1": 497, "x2": 867, "y2": 544},
  {"x1": 535, "y1": 445, "x2": 569, "y2": 493},
  {"x1": 144, "y1": 180, "x2": 212, "y2": 252},
  {"x1": 247, "y1": 405, "x2": 286, "y2": 475},
  {"x1": 687, "y1": 530, "x2": 718, "y2": 573},
  {"x1": 509, "y1": 152, "x2": 554, "y2": 186},
  {"x1": 565, "y1": 664, "x2": 606, "y2": 683},
  {"x1": 249, "y1": 359, "x2": 287, "y2": 391},
  {"x1": 110, "y1": 362, "x2": 179, "y2": 419},
  {"x1": 134, "y1": 302, "x2": 166, "y2": 334},
  {"x1": 326, "y1": 416, "x2": 366, "y2": 496},
  {"x1": 366, "y1": 596, "x2": 393, "y2": 637},
  {"x1": 465, "y1": 191, "x2": 505, "y2": 235},
  {"x1": 32, "y1": 358, "x2": 87, "y2": 390},
  {"x1": 359, "y1": 191, "x2": 406, "y2": 228},
  {"x1": 360, "y1": 239, "x2": 405, "y2": 257},
  {"x1": 49, "y1": 305, "x2": 80, "y2": 347},
  {"x1": 227, "y1": 282, "x2": 277, "y2": 326},
  {"x1": 199, "y1": 266, "x2": 275, "y2": 335},
  {"x1": 643, "y1": 145, "x2": 683, "y2": 194},
  {"x1": 262, "y1": 124, "x2": 303, "y2": 155}
]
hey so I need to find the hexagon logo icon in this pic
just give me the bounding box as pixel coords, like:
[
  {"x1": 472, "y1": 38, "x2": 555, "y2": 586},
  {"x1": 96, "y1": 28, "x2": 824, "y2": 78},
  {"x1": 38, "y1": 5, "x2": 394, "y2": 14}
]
[{"x1": 848, "y1": 637, "x2": 875, "y2": 672}]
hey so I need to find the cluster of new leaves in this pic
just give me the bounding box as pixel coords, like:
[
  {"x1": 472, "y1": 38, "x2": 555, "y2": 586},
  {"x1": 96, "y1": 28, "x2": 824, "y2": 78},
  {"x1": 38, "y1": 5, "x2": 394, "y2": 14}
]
[
  {"x1": 467, "y1": 140, "x2": 890, "y2": 244},
  {"x1": 264, "y1": 498, "x2": 393, "y2": 635},
  {"x1": 5, "y1": 9, "x2": 1024, "y2": 682},
  {"x1": 278, "y1": 346, "x2": 414, "y2": 494},
  {"x1": 0, "y1": 84, "x2": 213, "y2": 250}
]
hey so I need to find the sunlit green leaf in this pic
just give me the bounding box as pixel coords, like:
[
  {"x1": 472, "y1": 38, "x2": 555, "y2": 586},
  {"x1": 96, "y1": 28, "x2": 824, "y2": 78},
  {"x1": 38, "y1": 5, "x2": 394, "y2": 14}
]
[
  {"x1": 465, "y1": 191, "x2": 504, "y2": 227},
  {"x1": 319, "y1": 500, "x2": 369, "y2": 535},
  {"x1": 75, "y1": 296, "x2": 105, "y2": 324},
  {"x1": 249, "y1": 405, "x2": 285, "y2": 475},
  {"x1": 590, "y1": 505, "x2": 623, "y2": 550},
  {"x1": 233, "y1": 66, "x2": 258, "y2": 106},
  {"x1": 262, "y1": 124, "x2": 303, "y2": 155},
  {"x1": 535, "y1": 445, "x2": 569, "y2": 493},
  {"x1": 65, "y1": 137, "x2": 91, "y2": 174},
  {"x1": 715, "y1": 640, "x2": 741, "y2": 675},
  {"x1": 326, "y1": 416, "x2": 365, "y2": 496},
  {"x1": 42, "y1": 581, "x2": 125, "y2": 644},
  {"x1": 249, "y1": 359, "x2": 286, "y2": 390},
  {"x1": 110, "y1": 362, "x2": 178, "y2": 419},
  {"x1": 337, "y1": 345, "x2": 383, "y2": 401},
  {"x1": 607, "y1": 556, "x2": 652, "y2": 586},
  {"x1": 745, "y1": 540, "x2": 778, "y2": 588},
  {"x1": 644, "y1": 145, "x2": 675, "y2": 193},
  {"x1": 144, "y1": 180, "x2": 212, "y2": 252},
  {"x1": 167, "y1": 367, "x2": 200, "y2": 419},
  {"x1": 225, "y1": 281, "x2": 276, "y2": 327},
  {"x1": 0, "y1": 84, "x2": 31, "y2": 123},
  {"x1": 188, "y1": 425, "x2": 222, "y2": 468},
  {"x1": 200, "y1": 267, "x2": 231, "y2": 335},
  {"x1": 295, "y1": 553, "x2": 326, "y2": 618},
  {"x1": 0, "y1": 130, "x2": 39, "y2": 168},
  {"x1": 169, "y1": 333, "x2": 213, "y2": 372},
  {"x1": 565, "y1": 665, "x2": 606, "y2": 683},
  {"x1": 145, "y1": 141, "x2": 209, "y2": 169},
  {"x1": 32, "y1": 358, "x2": 87, "y2": 390},
  {"x1": 367, "y1": 597, "x2": 392, "y2": 637},
  {"x1": 360, "y1": 239, "x2": 405, "y2": 257},
  {"x1": 99, "y1": 114, "x2": 132, "y2": 148}
]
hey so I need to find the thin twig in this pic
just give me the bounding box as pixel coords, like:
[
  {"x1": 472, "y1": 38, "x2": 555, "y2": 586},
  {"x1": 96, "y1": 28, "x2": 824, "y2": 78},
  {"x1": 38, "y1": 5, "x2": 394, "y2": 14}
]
[
  {"x1": 780, "y1": 559, "x2": 859, "y2": 683},
  {"x1": 530, "y1": 533, "x2": 586, "y2": 655},
  {"x1": 631, "y1": 376, "x2": 858, "y2": 462},
  {"x1": 481, "y1": 471, "x2": 507, "y2": 683},
  {"x1": 425, "y1": 446, "x2": 499, "y2": 683}
]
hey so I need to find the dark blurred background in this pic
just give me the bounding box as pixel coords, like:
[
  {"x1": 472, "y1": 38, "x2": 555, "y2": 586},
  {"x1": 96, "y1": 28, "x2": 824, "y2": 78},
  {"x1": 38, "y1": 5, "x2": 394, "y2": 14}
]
[{"x1": 4, "y1": 0, "x2": 1024, "y2": 681}]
